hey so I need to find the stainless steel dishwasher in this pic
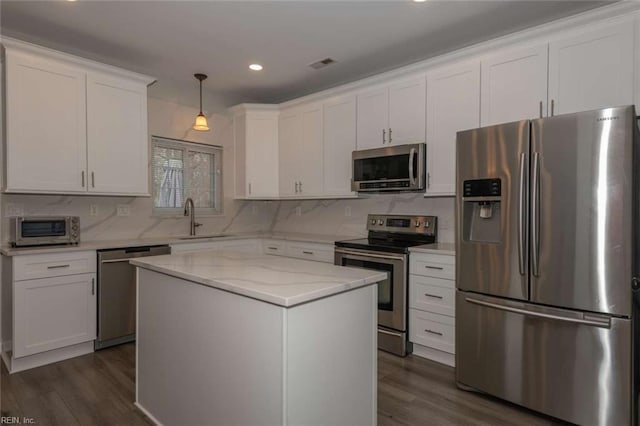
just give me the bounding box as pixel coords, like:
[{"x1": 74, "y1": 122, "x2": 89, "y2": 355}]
[{"x1": 96, "y1": 245, "x2": 171, "y2": 350}]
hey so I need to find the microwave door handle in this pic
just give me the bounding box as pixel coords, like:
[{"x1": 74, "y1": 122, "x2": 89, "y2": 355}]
[{"x1": 409, "y1": 148, "x2": 416, "y2": 185}]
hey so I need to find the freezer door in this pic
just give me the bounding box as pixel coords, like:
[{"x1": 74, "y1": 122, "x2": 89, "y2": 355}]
[
  {"x1": 530, "y1": 106, "x2": 634, "y2": 316},
  {"x1": 456, "y1": 120, "x2": 529, "y2": 300},
  {"x1": 456, "y1": 291, "x2": 632, "y2": 426}
]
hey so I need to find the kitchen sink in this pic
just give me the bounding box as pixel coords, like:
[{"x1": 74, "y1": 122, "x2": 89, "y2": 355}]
[{"x1": 176, "y1": 234, "x2": 234, "y2": 240}]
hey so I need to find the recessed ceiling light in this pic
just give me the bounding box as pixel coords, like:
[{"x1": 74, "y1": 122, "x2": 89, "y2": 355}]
[
  {"x1": 249, "y1": 64, "x2": 263, "y2": 71},
  {"x1": 413, "y1": 0, "x2": 427, "y2": 2}
]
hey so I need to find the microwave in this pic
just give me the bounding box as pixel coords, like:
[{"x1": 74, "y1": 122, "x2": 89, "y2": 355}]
[
  {"x1": 351, "y1": 143, "x2": 426, "y2": 192},
  {"x1": 10, "y1": 216, "x2": 80, "y2": 247}
]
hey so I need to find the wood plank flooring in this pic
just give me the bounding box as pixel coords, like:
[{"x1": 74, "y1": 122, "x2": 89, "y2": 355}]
[{"x1": 1, "y1": 344, "x2": 563, "y2": 425}]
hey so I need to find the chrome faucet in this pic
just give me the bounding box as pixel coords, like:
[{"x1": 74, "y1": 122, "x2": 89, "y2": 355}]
[{"x1": 183, "y1": 197, "x2": 202, "y2": 236}]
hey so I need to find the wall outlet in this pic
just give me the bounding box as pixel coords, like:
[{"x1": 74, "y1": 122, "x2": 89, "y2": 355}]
[
  {"x1": 344, "y1": 206, "x2": 351, "y2": 217},
  {"x1": 252, "y1": 204, "x2": 258, "y2": 214},
  {"x1": 117, "y1": 204, "x2": 130, "y2": 217},
  {"x1": 90, "y1": 204, "x2": 99, "y2": 216},
  {"x1": 295, "y1": 206, "x2": 302, "y2": 217},
  {"x1": 5, "y1": 203, "x2": 23, "y2": 217}
]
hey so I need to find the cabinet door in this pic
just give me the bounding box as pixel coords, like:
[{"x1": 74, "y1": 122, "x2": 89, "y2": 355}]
[
  {"x1": 356, "y1": 87, "x2": 388, "y2": 149},
  {"x1": 426, "y1": 61, "x2": 480, "y2": 196},
  {"x1": 87, "y1": 72, "x2": 149, "y2": 195},
  {"x1": 5, "y1": 50, "x2": 87, "y2": 193},
  {"x1": 298, "y1": 104, "x2": 324, "y2": 196},
  {"x1": 481, "y1": 45, "x2": 548, "y2": 126},
  {"x1": 549, "y1": 19, "x2": 634, "y2": 115},
  {"x1": 13, "y1": 273, "x2": 96, "y2": 358},
  {"x1": 278, "y1": 109, "x2": 302, "y2": 197},
  {"x1": 323, "y1": 95, "x2": 357, "y2": 196},
  {"x1": 246, "y1": 113, "x2": 280, "y2": 198},
  {"x1": 388, "y1": 76, "x2": 426, "y2": 145}
]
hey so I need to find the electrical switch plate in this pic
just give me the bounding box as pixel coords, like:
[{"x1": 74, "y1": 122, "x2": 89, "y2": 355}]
[
  {"x1": 117, "y1": 204, "x2": 130, "y2": 216},
  {"x1": 295, "y1": 206, "x2": 302, "y2": 217},
  {"x1": 90, "y1": 204, "x2": 99, "y2": 216},
  {"x1": 252, "y1": 204, "x2": 258, "y2": 214},
  {"x1": 344, "y1": 206, "x2": 351, "y2": 217}
]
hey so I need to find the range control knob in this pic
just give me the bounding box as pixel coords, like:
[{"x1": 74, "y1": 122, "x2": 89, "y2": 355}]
[
  {"x1": 415, "y1": 221, "x2": 421, "y2": 228},
  {"x1": 378, "y1": 219, "x2": 384, "y2": 225},
  {"x1": 370, "y1": 219, "x2": 376, "y2": 225}
]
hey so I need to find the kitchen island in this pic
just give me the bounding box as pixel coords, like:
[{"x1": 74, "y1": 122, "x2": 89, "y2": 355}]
[{"x1": 131, "y1": 250, "x2": 385, "y2": 426}]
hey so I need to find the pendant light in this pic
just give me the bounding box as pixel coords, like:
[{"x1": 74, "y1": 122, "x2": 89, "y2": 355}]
[{"x1": 193, "y1": 73, "x2": 210, "y2": 131}]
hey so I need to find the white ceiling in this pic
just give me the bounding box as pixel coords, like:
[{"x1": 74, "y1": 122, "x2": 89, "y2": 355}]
[{"x1": 1, "y1": 1, "x2": 610, "y2": 111}]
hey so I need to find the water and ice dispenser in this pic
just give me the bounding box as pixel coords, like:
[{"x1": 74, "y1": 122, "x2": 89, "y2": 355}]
[{"x1": 461, "y1": 178, "x2": 502, "y2": 243}]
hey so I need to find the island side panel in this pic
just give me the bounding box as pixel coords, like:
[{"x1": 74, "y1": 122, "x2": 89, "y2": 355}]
[
  {"x1": 136, "y1": 268, "x2": 284, "y2": 425},
  {"x1": 285, "y1": 284, "x2": 377, "y2": 425}
]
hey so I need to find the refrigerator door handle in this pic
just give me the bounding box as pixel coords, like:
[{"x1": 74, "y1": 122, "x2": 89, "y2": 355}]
[
  {"x1": 532, "y1": 151, "x2": 540, "y2": 277},
  {"x1": 518, "y1": 152, "x2": 527, "y2": 276},
  {"x1": 465, "y1": 297, "x2": 611, "y2": 328}
]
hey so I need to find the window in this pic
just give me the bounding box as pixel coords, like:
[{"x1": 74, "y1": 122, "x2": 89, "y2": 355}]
[{"x1": 151, "y1": 136, "x2": 222, "y2": 215}]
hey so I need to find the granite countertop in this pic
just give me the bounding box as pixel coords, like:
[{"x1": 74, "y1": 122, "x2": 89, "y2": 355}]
[
  {"x1": 0, "y1": 231, "x2": 355, "y2": 256},
  {"x1": 409, "y1": 242, "x2": 456, "y2": 256},
  {"x1": 131, "y1": 250, "x2": 386, "y2": 307}
]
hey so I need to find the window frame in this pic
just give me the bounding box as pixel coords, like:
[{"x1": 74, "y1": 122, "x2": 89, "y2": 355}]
[{"x1": 151, "y1": 136, "x2": 223, "y2": 217}]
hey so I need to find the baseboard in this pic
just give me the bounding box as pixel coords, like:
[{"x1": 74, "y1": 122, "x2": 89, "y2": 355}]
[
  {"x1": 134, "y1": 402, "x2": 162, "y2": 426},
  {"x1": 1, "y1": 349, "x2": 11, "y2": 371},
  {"x1": 411, "y1": 343, "x2": 455, "y2": 367},
  {"x1": 2, "y1": 340, "x2": 12, "y2": 352},
  {"x1": 8, "y1": 341, "x2": 94, "y2": 374}
]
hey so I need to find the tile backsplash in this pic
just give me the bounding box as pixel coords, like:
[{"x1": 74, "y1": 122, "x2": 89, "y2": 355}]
[{"x1": 1, "y1": 97, "x2": 455, "y2": 244}]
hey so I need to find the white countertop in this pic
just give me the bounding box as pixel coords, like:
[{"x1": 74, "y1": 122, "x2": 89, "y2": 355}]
[
  {"x1": 409, "y1": 242, "x2": 456, "y2": 256},
  {"x1": 131, "y1": 250, "x2": 386, "y2": 307},
  {"x1": 0, "y1": 231, "x2": 350, "y2": 256}
]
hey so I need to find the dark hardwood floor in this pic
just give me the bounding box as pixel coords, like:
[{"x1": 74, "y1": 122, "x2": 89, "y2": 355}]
[{"x1": 1, "y1": 344, "x2": 560, "y2": 425}]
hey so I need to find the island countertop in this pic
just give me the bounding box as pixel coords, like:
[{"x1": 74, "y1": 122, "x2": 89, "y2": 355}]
[{"x1": 131, "y1": 250, "x2": 386, "y2": 307}]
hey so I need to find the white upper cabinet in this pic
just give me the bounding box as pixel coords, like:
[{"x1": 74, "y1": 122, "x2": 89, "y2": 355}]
[
  {"x1": 298, "y1": 104, "x2": 324, "y2": 196},
  {"x1": 277, "y1": 104, "x2": 323, "y2": 197},
  {"x1": 5, "y1": 49, "x2": 87, "y2": 193},
  {"x1": 356, "y1": 87, "x2": 389, "y2": 149},
  {"x1": 481, "y1": 45, "x2": 548, "y2": 126},
  {"x1": 356, "y1": 76, "x2": 426, "y2": 149},
  {"x1": 278, "y1": 108, "x2": 302, "y2": 197},
  {"x1": 548, "y1": 18, "x2": 634, "y2": 116},
  {"x1": 232, "y1": 105, "x2": 280, "y2": 199},
  {"x1": 3, "y1": 40, "x2": 154, "y2": 196},
  {"x1": 87, "y1": 72, "x2": 149, "y2": 195},
  {"x1": 426, "y1": 60, "x2": 480, "y2": 196},
  {"x1": 323, "y1": 94, "x2": 357, "y2": 196},
  {"x1": 388, "y1": 76, "x2": 426, "y2": 145}
]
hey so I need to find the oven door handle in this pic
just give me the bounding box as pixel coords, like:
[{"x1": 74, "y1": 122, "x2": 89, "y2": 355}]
[
  {"x1": 409, "y1": 148, "x2": 416, "y2": 186},
  {"x1": 335, "y1": 248, "x2": 406, "y2": 262}
]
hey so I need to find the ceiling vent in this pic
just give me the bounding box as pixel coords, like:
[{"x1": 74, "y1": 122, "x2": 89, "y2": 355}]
[{"x1": 309, "y1": 58, "x2": 337, "y2": 70}]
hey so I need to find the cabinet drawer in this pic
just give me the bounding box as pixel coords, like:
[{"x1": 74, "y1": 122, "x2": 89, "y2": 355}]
[
  {"x1": 410, "y1": 276, "x2": 455, "y2": 317},
  {"x1": 286, "y1": 241, "x2": 333, "y2": 263},
  {"x1": 409, "y1": 309, "x2": 455, "y2": 354},
  {"x1": 262, "y1": 239, "x2": 286, "y2": 256},
  {"x1": 13, "y1": 250, "x2": 96, "y2": 281},
  {"x1": 410, "y1": 254, "x2": 455, "y2": 280}
]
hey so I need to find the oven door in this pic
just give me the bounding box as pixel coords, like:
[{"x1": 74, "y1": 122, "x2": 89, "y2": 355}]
[{"x1": 334, "y1": 247, "x2": 407, "y2": 332}]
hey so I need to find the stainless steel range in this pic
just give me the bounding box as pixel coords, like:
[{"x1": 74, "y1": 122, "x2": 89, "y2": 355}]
[{"x1": 335, "y1": 214, "x2": 437, "y2": 356}]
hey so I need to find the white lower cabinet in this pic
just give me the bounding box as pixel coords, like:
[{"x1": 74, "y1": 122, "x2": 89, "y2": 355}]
[
  {"x1": 2, "y1": 250, "x2": 97, "y2": 372},
  {"x1": 13, "y1": 273, "x2": 96, "y2": 358},
  {"x1": 409, "y1": 251, "x2": 456, "y2": 367}
]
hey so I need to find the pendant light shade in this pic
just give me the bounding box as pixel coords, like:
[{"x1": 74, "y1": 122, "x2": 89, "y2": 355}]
[{"x1": 193, "y1": 73, "x2": 210, "y2": 131}]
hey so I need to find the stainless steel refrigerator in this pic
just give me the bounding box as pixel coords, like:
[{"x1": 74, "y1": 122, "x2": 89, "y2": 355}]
[{"x1": 455, "y1": 105, "x2": 639, "y2": 426}]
